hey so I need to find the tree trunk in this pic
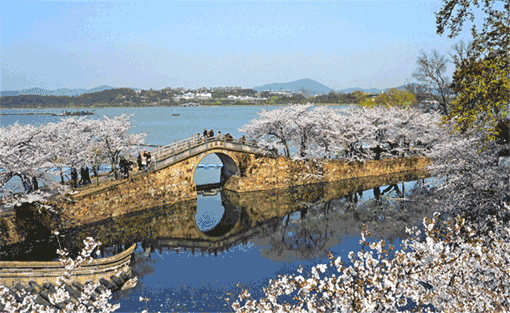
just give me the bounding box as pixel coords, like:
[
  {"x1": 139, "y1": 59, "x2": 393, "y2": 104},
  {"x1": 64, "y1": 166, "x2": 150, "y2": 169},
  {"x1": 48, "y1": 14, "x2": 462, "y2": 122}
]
[
  {"x1": 300, "y1": 132, "x2": 308, "y2": 158},
  {"x1": 283, "y1": 141, "x2": 290, "y2": 158}
]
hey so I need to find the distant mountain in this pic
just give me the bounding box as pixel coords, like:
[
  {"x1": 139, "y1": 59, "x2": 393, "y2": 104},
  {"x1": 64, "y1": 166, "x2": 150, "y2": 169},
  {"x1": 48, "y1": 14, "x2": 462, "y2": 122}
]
[
  {"x1": 336, "y1": 87, "x2": 383, "y2": 94},
  {"x1": 84, "y1": 85, "x2": 115, "y2": 94},
  {"x1": 251, "y1": 79, "x2": 335, "y2": 96},
  {"x1": 383, "y1": 83, "x2": 431, "y2": 93},
  {"x1": 1, "y1": 91, "x2": 21, "y2": 97},
  {"x1": 53, "y1": 88, "x2": 89, "y2": 96},
  {"x1": 336, "y1": 83, "x2": 425, "y2": 94},
  {"x1": 18, "y1": 87, "x2": 53, "y2": 96},
  {"x1": 251, "y1": 79, "x2": 421, "y2": 96},
  {"x1": 1, "y1": 85, "x2": 136, "y2": 97}
]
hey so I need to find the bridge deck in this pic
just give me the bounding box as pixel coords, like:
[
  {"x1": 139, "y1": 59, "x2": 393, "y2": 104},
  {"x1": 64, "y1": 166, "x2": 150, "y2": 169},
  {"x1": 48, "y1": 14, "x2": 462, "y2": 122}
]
[{"x1": 151, "y1": 136, "x2": 274, "y2": 171}]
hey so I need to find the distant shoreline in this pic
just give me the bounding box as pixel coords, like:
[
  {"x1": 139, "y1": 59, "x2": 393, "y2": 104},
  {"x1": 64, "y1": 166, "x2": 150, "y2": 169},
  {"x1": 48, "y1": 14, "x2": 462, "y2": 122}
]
[{"x1": 0, "y1": 103, "x2": 350, "y2": 110}]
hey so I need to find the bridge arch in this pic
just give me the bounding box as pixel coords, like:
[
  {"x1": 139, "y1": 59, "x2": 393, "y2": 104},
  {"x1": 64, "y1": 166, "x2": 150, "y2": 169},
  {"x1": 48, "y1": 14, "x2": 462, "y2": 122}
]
[
  {"x1": 192, "y1": 150, "x2": 241, "y2": 185},
  {"x1": 192, "y1": 190, "x2": 252, "y2": 239}
]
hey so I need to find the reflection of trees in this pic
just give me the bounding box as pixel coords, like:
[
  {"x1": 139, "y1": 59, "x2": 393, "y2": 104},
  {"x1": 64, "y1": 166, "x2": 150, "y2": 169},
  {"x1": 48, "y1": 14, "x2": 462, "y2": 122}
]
[
  {"x1": 251, "y1": 179, "x2": 436, "y2": 262},
  {"x1": 267, "y1": 203, "x2": 338, "y2": 261},
  {"x1": 1, "y1": 171, "x2": 433, "y2": 263},
  {"x1": 130, "y1": 241, "x2": 158, "y2": 279}
]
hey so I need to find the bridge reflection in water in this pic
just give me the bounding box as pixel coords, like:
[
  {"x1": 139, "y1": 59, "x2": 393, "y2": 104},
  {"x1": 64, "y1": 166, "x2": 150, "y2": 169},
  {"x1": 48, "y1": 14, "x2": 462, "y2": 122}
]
[{"x1": 0, "y1": 169, "x2": 431, "y2": 262}]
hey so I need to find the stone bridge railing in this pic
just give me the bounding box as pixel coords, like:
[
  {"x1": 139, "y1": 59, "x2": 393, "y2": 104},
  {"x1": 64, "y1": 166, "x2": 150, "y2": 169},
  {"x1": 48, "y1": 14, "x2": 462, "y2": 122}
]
[
  {"x1": 0, "y1": 243, "x2": 136, "y2": 289},
  {"x1": 151, "y1": 136, "x2": 275, "y2": 171}
]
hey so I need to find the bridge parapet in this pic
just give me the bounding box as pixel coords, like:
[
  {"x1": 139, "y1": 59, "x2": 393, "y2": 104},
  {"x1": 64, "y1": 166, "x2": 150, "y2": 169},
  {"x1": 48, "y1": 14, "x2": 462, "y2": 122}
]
[{"x1": 152, "y1": 137, "x2": 274, "y2": 171}]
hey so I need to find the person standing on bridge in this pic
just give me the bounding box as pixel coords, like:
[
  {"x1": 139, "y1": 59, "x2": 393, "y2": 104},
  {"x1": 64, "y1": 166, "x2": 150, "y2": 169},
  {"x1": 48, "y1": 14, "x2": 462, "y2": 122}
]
[
  {"x1": 145, "y1": 151, "x2": 151, "y2": 169},
  {"x1": 22, "y1": 175, "x2": 32, "y2": 192},
  {"x1": 217, "y1": 131, "x2": 222, "y2": 140},
  {"x1": 79, "y1": 167, "x2": 86, "y2": 186},
  {"x1": 142, "y1": 151, "x2": 147, "y2": 172},
  {"x1": 208, "y1": 129, "x2": 214, "y2": 138},
  {"x1": 137, "y1": 152, "x2": 143, "y2": 172},
  {"x1": 241, "y1": 135, "x2": 246, "y2": 143},
  {"x1": 197, "y1": 133, "x2": 202, "y2": 143},
  {"x1": 129, "y1": 155, "x2": 134, "y2": 171},
  {"x1": 84, "y1": 166, "x2": 92, "y2": 184},
  {"x1": 71, "y1": 168, "x2": 78, "y2": 189},
  {"x1": 119, "y1": 156, "x2": 129, "y2": 178},
  {"x1": 32, "y1": 176, "x2": 38, "y2": 191},
  {"x1": 203, "y1": 128, "x2": 208, "y2": 138}
]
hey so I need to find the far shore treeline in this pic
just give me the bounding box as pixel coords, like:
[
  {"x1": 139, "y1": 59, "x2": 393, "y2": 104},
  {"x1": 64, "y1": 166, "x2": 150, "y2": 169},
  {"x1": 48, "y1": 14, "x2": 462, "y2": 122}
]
[{"x1": 0, "y1": 86, "x2": 390, "y2": 109}]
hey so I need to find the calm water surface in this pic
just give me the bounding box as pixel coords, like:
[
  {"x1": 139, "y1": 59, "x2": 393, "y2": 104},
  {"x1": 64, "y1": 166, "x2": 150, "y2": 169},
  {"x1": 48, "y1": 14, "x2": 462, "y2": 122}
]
[{"x1": 1, "y1": 106, "x2": 435, "y2": 312}]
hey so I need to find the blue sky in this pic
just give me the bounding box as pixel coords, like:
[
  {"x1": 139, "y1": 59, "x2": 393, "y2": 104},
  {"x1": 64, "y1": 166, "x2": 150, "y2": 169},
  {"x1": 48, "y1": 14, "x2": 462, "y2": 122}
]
[{"x1": 2, "y1": 0, "x2": 485, "y2": 91}]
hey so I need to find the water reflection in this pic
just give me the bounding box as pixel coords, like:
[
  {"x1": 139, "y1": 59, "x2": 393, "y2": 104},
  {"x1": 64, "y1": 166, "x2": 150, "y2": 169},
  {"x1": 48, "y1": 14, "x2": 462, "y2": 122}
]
[
  {"x1": 253, "y1": 183, "x2": 433, "y2": 262},
  {"x1": 0, "y1": 170, "x2": 430, "y2": 262},
  {"x1": 0, "y1": 170, "x2": 439, "y2": 312}
]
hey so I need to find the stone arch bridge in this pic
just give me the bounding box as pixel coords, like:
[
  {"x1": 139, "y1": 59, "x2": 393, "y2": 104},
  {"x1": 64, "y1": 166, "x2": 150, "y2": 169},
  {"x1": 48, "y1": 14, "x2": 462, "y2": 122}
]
[
  {"x1": 55, "y1": 136, "x2": 278, "y2": 226},
  {"x1": 151, "y1": 135, "x2": 276, "y2": 185},
  {"x1": 45, "y1": 170, "x2": 428, "y2": 261},
  {"x1": 52, "y1": 135, "x2": 428, "y2": 228}
]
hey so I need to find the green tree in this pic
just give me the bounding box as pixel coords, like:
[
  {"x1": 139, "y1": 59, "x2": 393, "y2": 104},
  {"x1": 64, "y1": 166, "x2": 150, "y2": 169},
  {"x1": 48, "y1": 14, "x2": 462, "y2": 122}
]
[
  {"x1": 327, "y1": 90, "x2": 337, "y2": 103},
  {"x1": 436, "y1": 0, "x2": 510, "y2": 138},
  {"x1": 358, "y1": 89, "x2": 416, "y2": 108},
  {"x1": 449, "y1": 53, "x2": 510, "y2": 139},
  {"x1": 352, "y1": 90, "x2": 367, "y2": 103},
  {"x1": 435, "y1": 0, "x2": 509, "y2": 43}
]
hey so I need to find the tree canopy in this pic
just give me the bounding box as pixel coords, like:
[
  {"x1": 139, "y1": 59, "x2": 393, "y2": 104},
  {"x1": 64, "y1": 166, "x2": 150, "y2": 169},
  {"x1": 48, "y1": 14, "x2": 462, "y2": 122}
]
[
  {"x1": 0, "y1": 114, "x2": 146, "y2": 210},
  {"x1": 411, "y1": 50, "x2": 453, "y2": 115},
  {"x1": 240, "y1": 104, "x2": 444, "y2": 161},
  {"x1": 436, "y1": 0, "x2": 510, "y2": 138},
  {"x1": 358, "y1": 89, "x2": 417, "y2": 108}
]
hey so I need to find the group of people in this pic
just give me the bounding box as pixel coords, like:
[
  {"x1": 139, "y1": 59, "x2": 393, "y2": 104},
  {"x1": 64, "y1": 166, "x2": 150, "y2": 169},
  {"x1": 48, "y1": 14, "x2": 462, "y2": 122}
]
[
  {"x1": 22, "y1": 175, "x2": 39, "y2": 193},
  {"x1": 194, "y1": 129, "x2": 217, "y2": 142},
  {"x1": 194, "y1": 129, "x2": 246, "y2": 143},
  {"x1": 119, "y1": 150, "x2": 152, "y2": 179},
  {"x1": 70, "y1": 167, "x2": 92, "y2": 188},
  {"x1": 66, "y1": 150, "x2": 152, "y2": 189},
  {"x1": 119, "y1": 157, "x2": 133, "y2": 178},
  {"x1": 204, "y1": 128, "x2": 214, "y2": 138},
  {"x1": 138, "y1": 151, "x2": 152, "y2": 171},
  {"x1": 60, "y1": 132, "x2": 251, "y2": 191}
]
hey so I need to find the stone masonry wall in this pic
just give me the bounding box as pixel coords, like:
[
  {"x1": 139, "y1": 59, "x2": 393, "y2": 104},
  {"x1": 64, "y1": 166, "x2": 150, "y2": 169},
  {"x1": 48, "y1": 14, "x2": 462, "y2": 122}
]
[
  {"x1": 1, "y1": 148, "x2": 429, "y2": 245},
  {"x1": 224, "y1": 169, "x2": 429, "y2": 227},
  {"x1": 51, "y1": 147, "x2": 245, "y2": 228},
  {"x1": 224, "y1": 155, "x2": 430, "y2": 193}
]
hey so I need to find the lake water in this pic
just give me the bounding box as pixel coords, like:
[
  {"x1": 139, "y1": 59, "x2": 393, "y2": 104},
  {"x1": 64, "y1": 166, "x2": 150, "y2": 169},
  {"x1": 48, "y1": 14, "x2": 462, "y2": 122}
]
[{"x1": 1, "y1": 106, "x2": 436, "y2": 312}]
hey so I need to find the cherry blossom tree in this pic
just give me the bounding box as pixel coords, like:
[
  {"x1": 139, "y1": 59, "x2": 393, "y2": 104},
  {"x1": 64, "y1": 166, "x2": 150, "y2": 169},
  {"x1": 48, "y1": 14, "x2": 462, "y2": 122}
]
[
  {"x1": 239, "y1": 103, "x2": 314, "y2": 157},
  {"x1": 0, "y1": 122, "x2": 56, "y2": 210},
  {"x1": 405, "y1": 122, "x2": 510, "y2": 239},
  {"x1": 229, "y1": 206, "x2": 510, "y2": 312},
  {"x1": 290, "y1": 105, "x2": 343, "y2": 160},
  {"x1": 354, "y1": 105, "x2": 444, "y2": 159},
  {"x1": 240, "y1": 104, "x2": 446, "y2": 162},
  {"x1": 92, "y1": 113, "x2": 146, "y2": 180},
  {"x1": 43, "y1": 117, "x2": 97, "y2": 187},
  {"x1": 1, "y1": 114, "x2": 146, "y2": 211}
]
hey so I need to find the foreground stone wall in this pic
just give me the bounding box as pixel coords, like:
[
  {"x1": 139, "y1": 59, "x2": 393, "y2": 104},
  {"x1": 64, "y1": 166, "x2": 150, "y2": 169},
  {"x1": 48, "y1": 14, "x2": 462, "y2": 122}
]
[
  {"x1": 224, "y1": 155, "x2": 430, "y2": 192},
  {"x1": 0, "y1": 243, "x2": 135, "y2": 288}
]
